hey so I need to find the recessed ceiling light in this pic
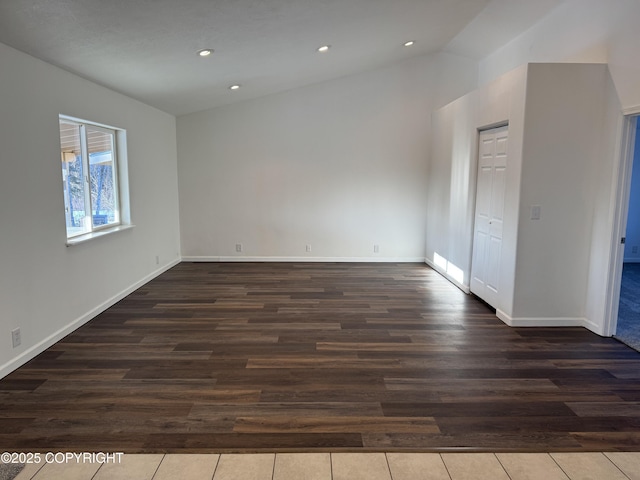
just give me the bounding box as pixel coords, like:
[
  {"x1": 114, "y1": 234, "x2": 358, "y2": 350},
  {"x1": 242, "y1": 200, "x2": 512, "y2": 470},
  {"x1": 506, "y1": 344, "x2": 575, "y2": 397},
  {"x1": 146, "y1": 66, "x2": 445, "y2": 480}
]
[
  {"x1": 229, "y1": 84, "x2": 241, "y2": 90},
  {"x1": 197, "y1": 49, "x2": 213, "y2": 57},
  {"x1": 404, "y1": 41, "x2": 415, "y2": 47},
  {"x1": 317, "y1": 45, "x2": 330, "y2": 53}
]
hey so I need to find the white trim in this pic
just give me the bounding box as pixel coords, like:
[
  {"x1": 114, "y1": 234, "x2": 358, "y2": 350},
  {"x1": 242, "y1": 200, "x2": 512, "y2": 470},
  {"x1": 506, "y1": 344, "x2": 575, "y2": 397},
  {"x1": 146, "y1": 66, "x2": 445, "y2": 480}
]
[
  {"x1": 66, "y1": 224, "x2": 135, "y2": 246},
  {"x1": 182, "y1": 256, "x2": 427, "y2": 263},
  {"x1": 0, "y1": 258, "x2": 181, "y2": 380},
  {"x1": 623, "y1": 258, "x2": 640, "y2": 263},
  {"x1": 582, "y1": 316, "x2": 605, "y2": 335},
  {"x1": 59, "y1": 113, "x2": 122, "y2": 132},
  {"x1": 424, "y1": 258, "x2": 471, "y2": 294},
  {"x1": 603, "y1": 114, "x2": 638, "y2": 336},
  {"x1": 622, "y1": 105, "x2": 640, "y2": 116},
  {"x1": 496, "y1": 309, "x2": 589, "y2": 329},
  {"x1": 478, "y1": 121, "x2": 509, "y2": 132}
]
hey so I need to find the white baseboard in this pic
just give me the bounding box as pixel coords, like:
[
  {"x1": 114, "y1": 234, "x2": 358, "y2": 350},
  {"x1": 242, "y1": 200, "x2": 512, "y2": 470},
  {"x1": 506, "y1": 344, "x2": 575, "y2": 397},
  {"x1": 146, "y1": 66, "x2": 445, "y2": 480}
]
[
  {"x1": 182, "y1": 256, "x2": 427, "y2": 263},
  {"x1": 424, "y1": 258, "x2": 470, "y2": 294},
  {"x1": 496, "y1": 309, "x2": 590, "y2": 329},
  {"x1": 581, "y1": 316, "x2": 605, "y2": 335},
  {"x1": 0, "y1": 258, "x2": 181, "y2": 380}
]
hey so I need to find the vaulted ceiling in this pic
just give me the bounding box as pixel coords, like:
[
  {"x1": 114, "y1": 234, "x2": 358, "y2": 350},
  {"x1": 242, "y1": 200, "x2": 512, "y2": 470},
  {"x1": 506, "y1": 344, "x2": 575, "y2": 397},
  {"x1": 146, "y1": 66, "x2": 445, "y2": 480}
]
[{"x1": 0, "y1": 0, "x2": 564, "y2": 115}]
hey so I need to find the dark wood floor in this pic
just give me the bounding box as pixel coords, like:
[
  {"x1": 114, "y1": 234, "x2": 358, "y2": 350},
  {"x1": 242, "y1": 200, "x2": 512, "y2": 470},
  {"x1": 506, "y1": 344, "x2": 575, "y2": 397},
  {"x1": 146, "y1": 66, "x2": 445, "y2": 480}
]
[{"x1": 2, "y1": 262, "x2": 640, "y2": 453}]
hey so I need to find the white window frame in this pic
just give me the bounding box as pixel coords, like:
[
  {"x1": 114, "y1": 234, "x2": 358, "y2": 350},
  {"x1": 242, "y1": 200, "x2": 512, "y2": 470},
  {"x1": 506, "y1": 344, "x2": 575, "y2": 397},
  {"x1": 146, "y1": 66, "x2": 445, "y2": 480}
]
[{"x1": 59, "y1": 115, "x2": 131, "y2": 245}]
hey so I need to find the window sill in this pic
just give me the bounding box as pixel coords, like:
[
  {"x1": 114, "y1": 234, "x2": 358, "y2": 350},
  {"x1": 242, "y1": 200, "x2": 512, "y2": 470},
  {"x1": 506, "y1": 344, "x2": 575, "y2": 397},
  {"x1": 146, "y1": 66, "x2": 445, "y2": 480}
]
[{"x1": 66, "y1": 224, "x2": 135, "y2": 246}]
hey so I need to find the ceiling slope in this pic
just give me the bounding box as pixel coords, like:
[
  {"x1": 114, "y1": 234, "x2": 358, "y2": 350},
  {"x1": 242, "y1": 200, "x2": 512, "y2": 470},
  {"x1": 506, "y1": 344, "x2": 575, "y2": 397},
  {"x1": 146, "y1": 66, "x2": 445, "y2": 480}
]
[{"x1": 0, "y1": 0, "x2": 563, "y2": 115}]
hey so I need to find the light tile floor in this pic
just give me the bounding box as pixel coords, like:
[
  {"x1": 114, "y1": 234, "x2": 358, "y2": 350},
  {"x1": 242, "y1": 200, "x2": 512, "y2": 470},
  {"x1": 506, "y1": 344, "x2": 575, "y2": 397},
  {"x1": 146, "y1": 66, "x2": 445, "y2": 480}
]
[{"x1": 3, "y1": 452, "x2": 639, "y2": 480}]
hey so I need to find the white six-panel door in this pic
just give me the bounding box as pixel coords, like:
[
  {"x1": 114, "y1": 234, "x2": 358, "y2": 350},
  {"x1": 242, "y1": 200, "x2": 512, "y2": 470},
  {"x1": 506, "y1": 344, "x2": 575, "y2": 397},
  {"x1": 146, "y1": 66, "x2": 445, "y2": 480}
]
[{"x1": 470, "y1": 125, "x2": 508, "y2": 307}]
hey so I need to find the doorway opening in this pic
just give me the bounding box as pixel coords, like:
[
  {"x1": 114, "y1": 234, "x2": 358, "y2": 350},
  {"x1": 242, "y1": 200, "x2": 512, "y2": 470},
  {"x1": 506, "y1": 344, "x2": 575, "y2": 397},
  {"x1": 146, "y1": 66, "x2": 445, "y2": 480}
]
[{"x1": 614, "y1": 117, "x2": 640, "y2": 350}]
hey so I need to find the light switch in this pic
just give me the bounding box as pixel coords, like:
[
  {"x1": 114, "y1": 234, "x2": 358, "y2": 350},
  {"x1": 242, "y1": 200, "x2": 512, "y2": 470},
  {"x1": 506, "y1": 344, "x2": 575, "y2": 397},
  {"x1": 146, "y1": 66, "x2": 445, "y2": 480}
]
[{"x1": 531, "y1": 205, "x2": 541, "y2": 220}]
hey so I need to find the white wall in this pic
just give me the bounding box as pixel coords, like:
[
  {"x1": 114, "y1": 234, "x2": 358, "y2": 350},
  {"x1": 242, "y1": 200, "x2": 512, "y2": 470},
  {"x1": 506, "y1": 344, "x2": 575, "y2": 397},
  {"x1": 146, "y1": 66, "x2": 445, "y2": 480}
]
[
  {"x1": 177, "y1": 53, "x2": 476, "y2": 261},
  {"x1": 624, "y1": 123, "x2": 640, "y2": 262},
  {"x1": 513, "y1": 64, "x2": 613, "y2": 327},
  {"x1": 427, "y1": 63, "x2": 619, "y2": 334},
  {"x1": 583, "y1": 70, "x2": 623, "y2": 335},
  {"x1": 475, "y1": 0, "x2": 640, "y2": 334},
  {"x1": 0, "y1": 42, "x2": 181, "y2": 377},
  {"x1": 426, "y1": 65, "x2": 527, "y2": 312},
  {"x1": 479, "y1": 0, "x2": 640, "y2": 110}
]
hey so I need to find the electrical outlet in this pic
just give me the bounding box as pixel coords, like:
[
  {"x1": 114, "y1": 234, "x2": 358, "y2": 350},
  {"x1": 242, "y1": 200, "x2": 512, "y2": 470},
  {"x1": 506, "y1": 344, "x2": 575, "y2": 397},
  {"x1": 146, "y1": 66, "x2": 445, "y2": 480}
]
[
  {"x1": 11, "y1": 328, "x2": 21, "y2": 348},
  {"x1": 155, "y1": 255, "x2": 160, "y2": 265},
  {"x1": 235, "y1": 243, "x2": 243, "y2": 253},
  {"x1": 306, "y1": 244, "x2": 312, "y2": 253},
  {"x1": 633, "y1": 246, "x2": 639, "y2": 255},
  {"x1": 373, "y1": 244, "x2": 380, "y2": 253}
]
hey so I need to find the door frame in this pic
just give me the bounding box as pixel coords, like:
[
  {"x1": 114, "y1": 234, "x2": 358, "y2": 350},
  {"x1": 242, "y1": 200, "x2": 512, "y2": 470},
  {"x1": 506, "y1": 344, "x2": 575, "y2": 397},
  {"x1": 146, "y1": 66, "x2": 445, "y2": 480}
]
[{"x1": 603, "y1": 109, "x2": 639, "y2": 336}]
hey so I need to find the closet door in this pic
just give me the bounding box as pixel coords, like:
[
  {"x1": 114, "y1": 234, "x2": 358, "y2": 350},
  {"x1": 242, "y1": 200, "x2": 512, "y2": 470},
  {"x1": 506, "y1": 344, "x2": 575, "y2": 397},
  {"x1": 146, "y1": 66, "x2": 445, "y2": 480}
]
[{"x1": 470, "y1": 125, "x2": 508, "y2": 307}]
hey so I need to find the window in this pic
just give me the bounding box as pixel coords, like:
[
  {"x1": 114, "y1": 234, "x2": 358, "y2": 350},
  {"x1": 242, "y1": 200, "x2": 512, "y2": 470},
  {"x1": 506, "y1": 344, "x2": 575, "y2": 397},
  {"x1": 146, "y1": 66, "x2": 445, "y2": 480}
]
[{"x1": 59, "y1": 116, "x2": 124, "y2": 239}]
